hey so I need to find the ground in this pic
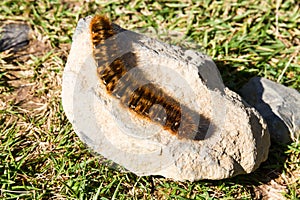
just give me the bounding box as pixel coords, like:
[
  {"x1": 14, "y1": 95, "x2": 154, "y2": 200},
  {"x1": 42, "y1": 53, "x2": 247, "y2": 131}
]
[{"x1": 0, "y1": 0, "x2": 299, "y2": 199}]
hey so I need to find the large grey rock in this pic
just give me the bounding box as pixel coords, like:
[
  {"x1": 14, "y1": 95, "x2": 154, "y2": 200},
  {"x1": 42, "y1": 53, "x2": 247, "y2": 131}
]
[
  {"x1": 62, "y1": 16, "x2": 270, "y2": 181},
  {"x1": 240, "y1": 77, "x2": 300, "y2": 143}
]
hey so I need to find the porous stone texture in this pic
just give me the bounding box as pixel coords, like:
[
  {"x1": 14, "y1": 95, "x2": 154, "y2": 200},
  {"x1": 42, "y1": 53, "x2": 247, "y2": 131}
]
[
  {"x1": 240, "y1": 77, "x2": 300, "y2": 143},
  {"x1": 62, "y1": 16, "x2": 270, "y2": 181}
]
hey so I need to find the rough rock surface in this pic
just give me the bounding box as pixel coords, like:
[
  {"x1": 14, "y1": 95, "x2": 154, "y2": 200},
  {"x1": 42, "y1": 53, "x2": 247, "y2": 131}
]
[
  {"x1": 62, "y1": 16, "x2": 270, "y2": 181},
  {"x1": 240, "y1": 77, "x2": 300, "y2": 143}
]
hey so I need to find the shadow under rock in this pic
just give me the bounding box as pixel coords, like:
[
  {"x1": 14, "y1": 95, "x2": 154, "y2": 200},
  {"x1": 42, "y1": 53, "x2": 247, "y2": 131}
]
[{"x1": 214, "y1": 60, "x2": 258, "y2": 91}]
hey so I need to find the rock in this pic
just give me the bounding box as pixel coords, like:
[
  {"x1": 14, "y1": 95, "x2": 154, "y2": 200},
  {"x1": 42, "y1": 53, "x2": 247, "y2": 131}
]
[
  {"x1": 240, "y1": 77, "x2": 300, "y2": 143},
  {"x1": 62, "y1": 15, "x2": 270, "y2": 181},
  {"x1": 0, "y1": 23, "x2": 30, "y2": 53}
]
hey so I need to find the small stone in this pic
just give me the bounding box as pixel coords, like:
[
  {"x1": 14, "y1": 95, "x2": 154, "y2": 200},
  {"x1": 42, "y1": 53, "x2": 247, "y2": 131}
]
[
  {"x1": 0, "y1": 23, "x2": 30, "y2": 53},
  {"x1": 62, "y1": 16, "x2": 270, "y2": 181},
  {"x1": 240, "y1": 77, "x2": 300, "y2": 143}
]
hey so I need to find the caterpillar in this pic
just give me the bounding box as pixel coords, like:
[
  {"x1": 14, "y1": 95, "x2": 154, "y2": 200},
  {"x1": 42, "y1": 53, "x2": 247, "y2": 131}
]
[{"x1": 90, "y1": 15, "x2": 210, "y2": 140}]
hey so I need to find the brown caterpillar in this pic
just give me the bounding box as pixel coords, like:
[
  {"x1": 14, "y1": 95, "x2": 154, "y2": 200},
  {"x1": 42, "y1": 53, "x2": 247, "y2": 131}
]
[{"x1": 90, "y1": 15, "x2": 210, "y2": 140}]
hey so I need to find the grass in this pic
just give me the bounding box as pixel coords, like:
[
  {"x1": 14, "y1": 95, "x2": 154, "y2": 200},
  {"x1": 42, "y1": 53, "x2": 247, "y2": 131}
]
[{"x1": 0, "y1": 0, "x2": 299, "y2": 199}]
